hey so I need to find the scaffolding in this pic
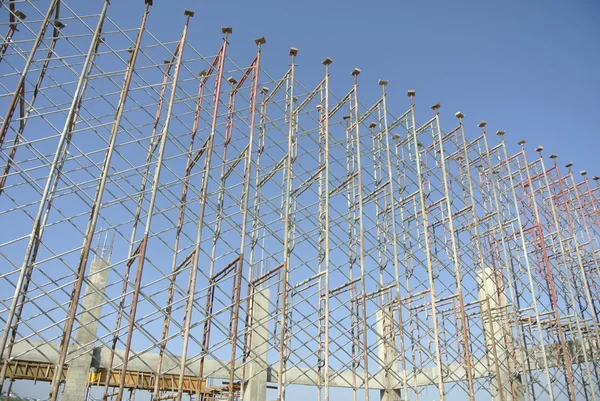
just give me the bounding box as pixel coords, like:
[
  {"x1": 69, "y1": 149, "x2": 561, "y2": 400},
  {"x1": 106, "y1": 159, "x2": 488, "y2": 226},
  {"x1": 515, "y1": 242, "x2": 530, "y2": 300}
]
[{"x1": 1, "y1": 1, "x2": 599, "y2": 401}]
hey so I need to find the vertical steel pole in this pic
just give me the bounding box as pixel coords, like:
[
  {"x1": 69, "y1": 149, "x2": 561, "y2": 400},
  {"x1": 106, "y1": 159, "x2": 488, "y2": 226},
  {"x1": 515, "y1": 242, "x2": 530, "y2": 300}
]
[
  {"x1": 47, "y1": 4, "x2": 150, "y2": 397},
  {"x1": 461, "y1": 117, "x2": 510, "y2": 400},
  {"x1": 316, "y1": 99, "x2": 325, "y2": 401},
  {"x1": 206, "y1": 65, "x2": 242, "y2": 281},
  {"x1": 568, "y1": 168, "x2": 600, "y2": 322},
  {"x1": 3, "y1": 381, "x2": 13, "y2": 401},
  {"x1": 498, "y1": 132, "x2": 556, "y2": 401},
  {"x1": 479, "y1": 127, "x2": 533, "y2": 401},
  {"x1": 276, "y1": 47, "x2": 297, "y2": 401},
  {"x1": 0, "y1": 7, "x2": 63, "y2": 196},
  {"x1": 152, "y1": 57, "x2": 215, "y2": 401},
  {"x1": 350, "y1": 68, "x2": 370, "y2": 401},
  {"x1": 44, "y1": 5, "x2": 110, "y2": 401},
  {"x1": 196, "y1": 27, "x2": 230, "y2": 390},
  {"x1": 0, "y1": 1, "x2": 109, "y2": 396},
  {"x1": 407, "y1": 91, "x2": 445, "y2": 401},
  {"x1": 583, "y1": 176, "x2": 600, "y2": 231},
  {"x1": 202, "y1": 50, "x2": 258, "y2": 398},
  {"x1": 240, "y1": 84, "x2": 270, "y2": 400},
  {"x1": 542, "y1": 155, "x2": 600, "y2": 401},
  {"x1": 236, "y1": 37, "x2": 264, "y2": 401},
  {"x1": 0, "y1": 8, "x2": 26, "y2": 63},
  {"x1": 380, "y1": 81, "x2": 409, "y2": 401},
  {"x1": 322, "y1": 57, "x2": 331, "y2": 401},
  {"x1": 103, "y1": 54, "x2": 175, "y2": 401},
  {"x1": 344, "y1": 113, "x2": 358, "y2": 401},
  {"x1": 519, "y1": 142, "x2": 576, "y2": 401},
  {"x1": 115, "y1": 10, "x2": 192, "y2": 401},
  {"x1": 434, "y1": 110, "x2": 475, "y2": 401},
  {"x1": 485, "y1": 296, "x2": 506, "y2": 401},
  {"x1": 0, "y1": 0, "x2": 59, "y2": 148}
]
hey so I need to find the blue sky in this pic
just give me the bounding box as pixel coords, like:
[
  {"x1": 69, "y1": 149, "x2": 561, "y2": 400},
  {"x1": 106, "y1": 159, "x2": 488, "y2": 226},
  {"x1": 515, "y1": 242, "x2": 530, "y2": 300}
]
[
  {"x1": 5, "y1": 1, "x2": 599, "y2": 400},
  {"x1": 103, "y1": 0, "x2": 600, "y2": 174}
]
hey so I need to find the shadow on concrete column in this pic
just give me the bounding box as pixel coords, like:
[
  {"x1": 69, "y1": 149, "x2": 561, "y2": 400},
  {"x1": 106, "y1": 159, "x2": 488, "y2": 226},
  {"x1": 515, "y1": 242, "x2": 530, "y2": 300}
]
[
  {"x1": 62, "y1": 255, "x2": 110, "y2": 401},
  {"x1": 478, "y1": 267, "x2": 524, "y2": 401},
  {"x1": 242, "y1": 288, "x2": 270, "y2": 401},
  {"x1": 377, "y1": 303, "x2": 401, "y2": 401}
]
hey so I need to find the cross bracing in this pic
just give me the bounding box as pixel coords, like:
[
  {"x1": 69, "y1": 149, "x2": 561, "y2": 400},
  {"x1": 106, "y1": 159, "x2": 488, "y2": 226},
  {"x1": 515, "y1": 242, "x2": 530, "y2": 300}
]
[{"x1": 1, "y1": 2, "x2": 600, "y2": 401}]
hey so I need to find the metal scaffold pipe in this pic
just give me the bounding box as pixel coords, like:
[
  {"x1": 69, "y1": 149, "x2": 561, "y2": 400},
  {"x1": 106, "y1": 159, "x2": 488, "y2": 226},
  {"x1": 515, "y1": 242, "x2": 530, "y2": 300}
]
[{"x1": 0, "y1": 2, "x2": 599, "y2": 401}]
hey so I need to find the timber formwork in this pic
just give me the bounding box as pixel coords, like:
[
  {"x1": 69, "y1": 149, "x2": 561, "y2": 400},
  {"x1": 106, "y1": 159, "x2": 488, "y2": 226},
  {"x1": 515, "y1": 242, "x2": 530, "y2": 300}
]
[{"x1": 1, "y1": 1, "x2": 600, "y2": 401}]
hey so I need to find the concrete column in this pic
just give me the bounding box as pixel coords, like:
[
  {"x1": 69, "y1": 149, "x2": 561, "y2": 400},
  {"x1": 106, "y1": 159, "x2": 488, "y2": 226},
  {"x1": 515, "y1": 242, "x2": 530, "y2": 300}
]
[
  {"x1": 242, "y1": 288, "x2": 270, "y2": 401},
  {"x1": 62, "y1": 257, "x2": 109, "y2": 401},
  {"x1": 376, "y1": 304, "x2": 401, "y2": 401},
  {"x1": 477, "y1": 267, "x2": 523, "y2": 401}
]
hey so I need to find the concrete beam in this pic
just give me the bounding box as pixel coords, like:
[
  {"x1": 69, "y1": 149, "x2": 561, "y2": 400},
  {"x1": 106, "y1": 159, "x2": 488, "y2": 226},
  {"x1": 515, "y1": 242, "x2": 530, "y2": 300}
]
[
  {"x1": 14, "y1": 338, "x2": 597, "y2": 391},
  {"x1": 10, "y1": 335, "x2": 598, "y2": 393}
]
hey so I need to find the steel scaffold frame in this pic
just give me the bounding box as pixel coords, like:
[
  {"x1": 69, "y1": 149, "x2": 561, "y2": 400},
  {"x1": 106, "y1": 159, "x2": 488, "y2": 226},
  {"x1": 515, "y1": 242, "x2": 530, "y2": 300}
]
[{"x1": 1, "y1": 2, "x2": 599, "y2": 401}]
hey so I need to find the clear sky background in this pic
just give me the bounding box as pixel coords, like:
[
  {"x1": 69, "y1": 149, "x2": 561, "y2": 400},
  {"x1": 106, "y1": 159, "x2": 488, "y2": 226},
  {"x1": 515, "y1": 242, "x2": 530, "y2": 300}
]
[
  {"x1": 104, "y1": 0, "x2": 600, "y2": 174},
  {"x1": 5, "y1": 1, "x2": 599, "y2": 400}
]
